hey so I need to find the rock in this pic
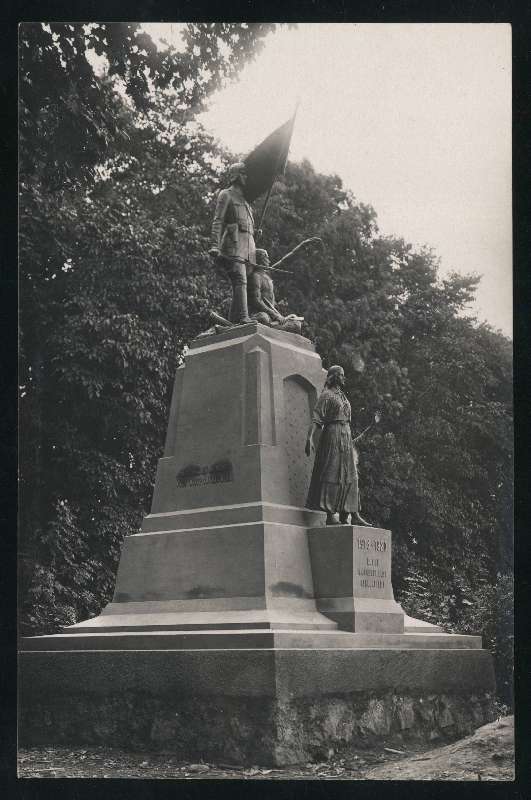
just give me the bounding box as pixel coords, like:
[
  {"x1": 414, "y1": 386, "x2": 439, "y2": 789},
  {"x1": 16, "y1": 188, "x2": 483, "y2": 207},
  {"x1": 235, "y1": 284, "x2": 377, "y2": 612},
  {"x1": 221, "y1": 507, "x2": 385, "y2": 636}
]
[
  {"x1": 438, "y1": 707, "x2": 454, "y2": 728},
  {"x1": 491, "y1": 752, "x2": 508, "y2": 761},
  {"x1": 358, "y1": 699, "x2": 391, "y2": 736},
  {"x1": 394, "y1": 698, "x2": 416, "y2": 730},
  {"x1": 416, "y1": 700, "x2": 435, "y2": 725}
]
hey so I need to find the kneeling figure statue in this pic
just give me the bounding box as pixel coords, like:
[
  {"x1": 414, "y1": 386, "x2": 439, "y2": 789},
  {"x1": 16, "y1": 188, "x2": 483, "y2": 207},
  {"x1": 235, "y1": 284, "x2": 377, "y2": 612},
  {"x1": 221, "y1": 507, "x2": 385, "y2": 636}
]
[{"x1": 248, "y1": 248, "x2": 303, "y2": 334}]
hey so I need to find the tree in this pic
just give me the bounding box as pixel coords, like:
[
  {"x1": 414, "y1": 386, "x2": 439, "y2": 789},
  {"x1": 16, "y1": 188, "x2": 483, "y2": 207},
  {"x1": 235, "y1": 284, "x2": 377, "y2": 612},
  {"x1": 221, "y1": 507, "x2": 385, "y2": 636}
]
[
  {"x1": 257, "y1": 162, "x2": 511, "y2": 568},
  {"x1": 19, "y1": 96, "x2": 230, "y2": 632},
  {"x1": 19, "y1": 22, "x2": 277, "y2": 190},
  {"x1": 19, "y1": 23, "x2": 277, "y2": 632}
]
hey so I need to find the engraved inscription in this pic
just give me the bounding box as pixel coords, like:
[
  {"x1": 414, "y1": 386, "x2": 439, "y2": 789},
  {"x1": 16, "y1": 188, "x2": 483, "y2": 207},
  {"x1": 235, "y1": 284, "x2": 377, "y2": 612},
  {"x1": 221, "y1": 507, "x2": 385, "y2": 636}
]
[
  {"x1": 358, "y1": 568, "x2": 387, "y2": 577},
  {"x1": 360, "y1": 578, "x2": 385, "y2": 589},
  {"x1": 356, "y1": 537, "x2": 389, "y2": 593},
  {"x1": 176, "y1": 459, "x2": 233, "y2": 488},
  {"x1": 357, "y1": 537, "x2": 387, "y2": 552}
]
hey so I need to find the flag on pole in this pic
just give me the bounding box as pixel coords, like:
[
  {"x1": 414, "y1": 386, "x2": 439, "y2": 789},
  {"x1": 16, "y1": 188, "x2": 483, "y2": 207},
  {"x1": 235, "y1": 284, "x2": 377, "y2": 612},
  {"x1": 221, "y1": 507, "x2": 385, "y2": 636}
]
[{"x1": 243, "y1": 110, "x2": 298, "y2": 204}]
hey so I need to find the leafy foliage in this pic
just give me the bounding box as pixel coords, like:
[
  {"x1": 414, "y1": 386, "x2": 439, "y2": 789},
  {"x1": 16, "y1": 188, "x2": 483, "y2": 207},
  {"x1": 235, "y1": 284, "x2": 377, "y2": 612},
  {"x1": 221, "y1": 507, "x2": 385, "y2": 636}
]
[
  {"x1": 19, "y1": 22, "x2": 276, "y2": 190},
  {"x1": 260, "y1": 159, "x2": 512, "y2": 571},
  {"x1": 398, "y1": 570, "x2": 513, "y2": 707}
]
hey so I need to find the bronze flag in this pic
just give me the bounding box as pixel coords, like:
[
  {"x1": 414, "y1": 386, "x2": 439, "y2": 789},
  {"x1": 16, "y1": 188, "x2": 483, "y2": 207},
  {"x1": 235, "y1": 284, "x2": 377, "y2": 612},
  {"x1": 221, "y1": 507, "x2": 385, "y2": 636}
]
[{"x1": 243, "y1": 111, "x2": 297, "y2": 204}]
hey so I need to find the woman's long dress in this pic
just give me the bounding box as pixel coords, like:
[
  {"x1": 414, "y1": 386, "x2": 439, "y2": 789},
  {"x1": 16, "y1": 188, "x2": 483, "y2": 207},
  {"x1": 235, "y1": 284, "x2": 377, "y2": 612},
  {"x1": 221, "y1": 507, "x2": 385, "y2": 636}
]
[{"x1": 306, "y1": 386, "x2": 359, "y2": 514}]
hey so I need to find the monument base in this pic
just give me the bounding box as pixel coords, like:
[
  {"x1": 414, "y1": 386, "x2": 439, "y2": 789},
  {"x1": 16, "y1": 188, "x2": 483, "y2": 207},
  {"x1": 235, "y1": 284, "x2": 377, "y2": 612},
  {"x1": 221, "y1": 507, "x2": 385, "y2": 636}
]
[
  {"x1": 19, "y1": 647, "x2": 495, "y2": 765},
  {"x1": 18, "y1": 327, "x2": 497, "y2": 763},
  {"x1": 19, "y1": 517, "x2": 496, "y2": 764}
]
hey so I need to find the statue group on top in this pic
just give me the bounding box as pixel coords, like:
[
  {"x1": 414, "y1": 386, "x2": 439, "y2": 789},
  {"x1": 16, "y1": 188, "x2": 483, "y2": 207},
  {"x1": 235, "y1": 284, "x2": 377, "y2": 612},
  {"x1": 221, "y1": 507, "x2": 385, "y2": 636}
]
[{"x1": 208, "y1": 161, "x2": 305, "y2": 334}]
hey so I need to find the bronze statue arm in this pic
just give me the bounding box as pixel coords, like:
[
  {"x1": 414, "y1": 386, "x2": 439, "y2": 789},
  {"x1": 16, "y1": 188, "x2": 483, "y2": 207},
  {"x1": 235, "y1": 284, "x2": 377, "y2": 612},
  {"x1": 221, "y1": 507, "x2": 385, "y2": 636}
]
[
  {"x1": 260, "y1": 281, "x2": 284, "y2": 322},
  {"x1": 262, "y1": 297, "x2": 284, "y2": 322},
  {"x1": 305, "y1": 421, "x2": 321, "y2": 457},
  {"x1": 264, "y1": 301, "x2": 284, "y2": 320}
]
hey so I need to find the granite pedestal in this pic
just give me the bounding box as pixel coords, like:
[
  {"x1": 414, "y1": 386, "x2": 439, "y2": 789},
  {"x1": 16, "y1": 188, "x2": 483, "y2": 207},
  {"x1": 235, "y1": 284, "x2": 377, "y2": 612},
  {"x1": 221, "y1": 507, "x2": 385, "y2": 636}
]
[{"x1": 19, "y1": 323, "x2": 496, "y2": 765}]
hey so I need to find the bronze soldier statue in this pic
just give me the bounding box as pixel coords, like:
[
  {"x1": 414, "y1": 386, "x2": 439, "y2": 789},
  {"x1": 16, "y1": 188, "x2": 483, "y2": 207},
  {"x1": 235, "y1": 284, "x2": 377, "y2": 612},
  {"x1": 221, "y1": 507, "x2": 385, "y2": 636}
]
[{"x1": 209, "y1": 162, "x2": 256, "y2": 324}]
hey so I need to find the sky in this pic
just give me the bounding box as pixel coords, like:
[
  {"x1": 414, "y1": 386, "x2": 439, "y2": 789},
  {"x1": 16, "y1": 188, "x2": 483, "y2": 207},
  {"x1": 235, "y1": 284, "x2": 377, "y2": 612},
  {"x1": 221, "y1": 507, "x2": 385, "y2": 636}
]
[{"x1": 144, "y1": 23, "x2": 512, "y2": 335}]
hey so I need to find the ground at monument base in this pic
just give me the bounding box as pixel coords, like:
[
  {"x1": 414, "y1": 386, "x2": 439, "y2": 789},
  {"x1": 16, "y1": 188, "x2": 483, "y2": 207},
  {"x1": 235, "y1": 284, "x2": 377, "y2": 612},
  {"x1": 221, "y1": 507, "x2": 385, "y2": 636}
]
[
  {"x1": 19, "y1": 688, "x2": 496, "y2": 767},
  {"x1": 17, "y1": 715, "x2": 514, "y2": 780}
]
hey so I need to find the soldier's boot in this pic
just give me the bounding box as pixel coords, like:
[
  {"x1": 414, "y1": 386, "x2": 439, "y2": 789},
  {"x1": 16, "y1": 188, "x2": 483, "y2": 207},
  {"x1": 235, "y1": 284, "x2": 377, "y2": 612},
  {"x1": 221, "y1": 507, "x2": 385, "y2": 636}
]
[
  {"x1": 229, "y1": 266, "x2": 253, "y2": 324},
  {"x1": 232, "y1": 284, "x2": 253, "y2": 325}
]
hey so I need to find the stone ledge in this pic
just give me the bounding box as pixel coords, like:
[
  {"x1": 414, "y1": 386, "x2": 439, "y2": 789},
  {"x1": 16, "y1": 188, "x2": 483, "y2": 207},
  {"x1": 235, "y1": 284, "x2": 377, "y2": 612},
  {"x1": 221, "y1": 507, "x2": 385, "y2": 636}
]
[
  {"x1": 19, "y1": 647, "x2": 494, "y2": 695},
  {"x1": 188, "y1": 321, "x2": 316, "y2": 354},
  {"x1": 20, "y1": 629, "x2": 483, "y2": 651},
  {"x1": 53, "y1": 603, "x2": 338, "y2": 635},
  {"x1": 141, "y1": 501, "x2": 325, "y2": 532}
]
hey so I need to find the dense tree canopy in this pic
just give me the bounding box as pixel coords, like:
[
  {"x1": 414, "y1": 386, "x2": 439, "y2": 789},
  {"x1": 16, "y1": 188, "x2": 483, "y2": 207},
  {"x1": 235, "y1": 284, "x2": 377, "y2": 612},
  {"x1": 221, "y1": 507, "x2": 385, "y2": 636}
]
[
  {"x1": 19, "y1": 22, "x2": 277, "y2": 189},
  {"x1": 19, "y1": 23, "x2": 513, "y2": 706}
]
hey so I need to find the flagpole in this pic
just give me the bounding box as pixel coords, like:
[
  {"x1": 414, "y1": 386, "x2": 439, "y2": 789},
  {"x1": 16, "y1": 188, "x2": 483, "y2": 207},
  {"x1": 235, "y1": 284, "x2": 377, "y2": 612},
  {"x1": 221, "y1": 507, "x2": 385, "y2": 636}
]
[
  {"x1": 256, "y1": 100, "x2": 300, "y2": 238},
  {"x1": 256, "y1": 184, "x2": 275, "y2": 240}
]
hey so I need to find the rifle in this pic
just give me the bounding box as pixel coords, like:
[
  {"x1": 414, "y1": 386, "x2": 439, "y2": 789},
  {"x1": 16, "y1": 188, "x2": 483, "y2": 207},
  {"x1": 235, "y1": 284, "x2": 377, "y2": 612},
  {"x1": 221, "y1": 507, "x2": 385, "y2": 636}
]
[
  {"x1": 270, "y1": 237, "x2": 324, "y2": 271},
  {"x1": 211, "y1": 236, "x2": 323, "y2": 275},
  {"x1": 215, "y1": 254, "x2": 291, "y2": 274},
  {"x1": 352, "y1": 412, "x2": 381, "y2": 443}
]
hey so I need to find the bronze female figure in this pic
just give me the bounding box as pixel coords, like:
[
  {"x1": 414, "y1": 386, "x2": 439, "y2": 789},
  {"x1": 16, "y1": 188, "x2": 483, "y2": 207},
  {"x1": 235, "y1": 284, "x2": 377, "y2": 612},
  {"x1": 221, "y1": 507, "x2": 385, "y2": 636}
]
[{"x1": 305, "y1": 365, "x2": 370, "y2": 526}]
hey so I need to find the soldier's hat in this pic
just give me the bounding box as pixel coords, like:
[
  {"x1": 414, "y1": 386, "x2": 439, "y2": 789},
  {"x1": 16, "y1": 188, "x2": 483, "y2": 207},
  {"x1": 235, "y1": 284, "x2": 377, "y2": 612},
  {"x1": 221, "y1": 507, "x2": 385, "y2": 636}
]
[{"x1": 228, "y1": 161, "x2": 247, "y2": 184}]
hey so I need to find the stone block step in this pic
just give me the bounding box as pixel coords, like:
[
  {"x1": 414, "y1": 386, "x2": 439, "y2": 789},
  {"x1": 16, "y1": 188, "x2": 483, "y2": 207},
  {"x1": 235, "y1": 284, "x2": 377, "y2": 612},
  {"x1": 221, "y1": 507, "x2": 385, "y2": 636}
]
[{"x1": 21, "y1": 629, "x2": 483, "y2": 652}]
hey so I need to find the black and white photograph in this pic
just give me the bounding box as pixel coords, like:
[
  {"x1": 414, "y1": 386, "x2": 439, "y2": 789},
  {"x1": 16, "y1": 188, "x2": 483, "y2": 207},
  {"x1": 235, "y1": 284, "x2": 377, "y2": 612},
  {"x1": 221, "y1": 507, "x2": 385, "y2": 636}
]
[{"x1": 17, "y1": 21, "x2": 514, "y2": 781}]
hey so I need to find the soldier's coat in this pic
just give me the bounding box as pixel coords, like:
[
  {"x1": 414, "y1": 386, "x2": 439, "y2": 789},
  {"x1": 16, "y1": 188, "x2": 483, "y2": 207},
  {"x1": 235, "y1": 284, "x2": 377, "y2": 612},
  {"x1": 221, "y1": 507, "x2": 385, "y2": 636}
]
[{"x1": 210, "y1": 184, "x2": 256, "y2": 266}]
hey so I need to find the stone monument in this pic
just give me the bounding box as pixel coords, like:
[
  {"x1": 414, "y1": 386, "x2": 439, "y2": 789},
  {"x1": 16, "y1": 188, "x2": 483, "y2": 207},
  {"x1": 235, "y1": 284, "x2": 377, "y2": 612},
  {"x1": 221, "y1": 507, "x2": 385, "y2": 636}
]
[{"x1": 19, "y1": 321, "x2": 496, "y2": 765}]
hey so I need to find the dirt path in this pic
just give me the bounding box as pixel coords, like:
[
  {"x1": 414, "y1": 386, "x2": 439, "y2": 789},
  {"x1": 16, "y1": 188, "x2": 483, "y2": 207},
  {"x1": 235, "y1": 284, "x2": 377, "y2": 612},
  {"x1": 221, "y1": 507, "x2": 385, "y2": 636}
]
[
  {"x1": 17, "y1": 716, "x2": 514, "y2": 781},
  {"x1": 366, "y1": 716, "x2": 514, "y2": 781}
]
